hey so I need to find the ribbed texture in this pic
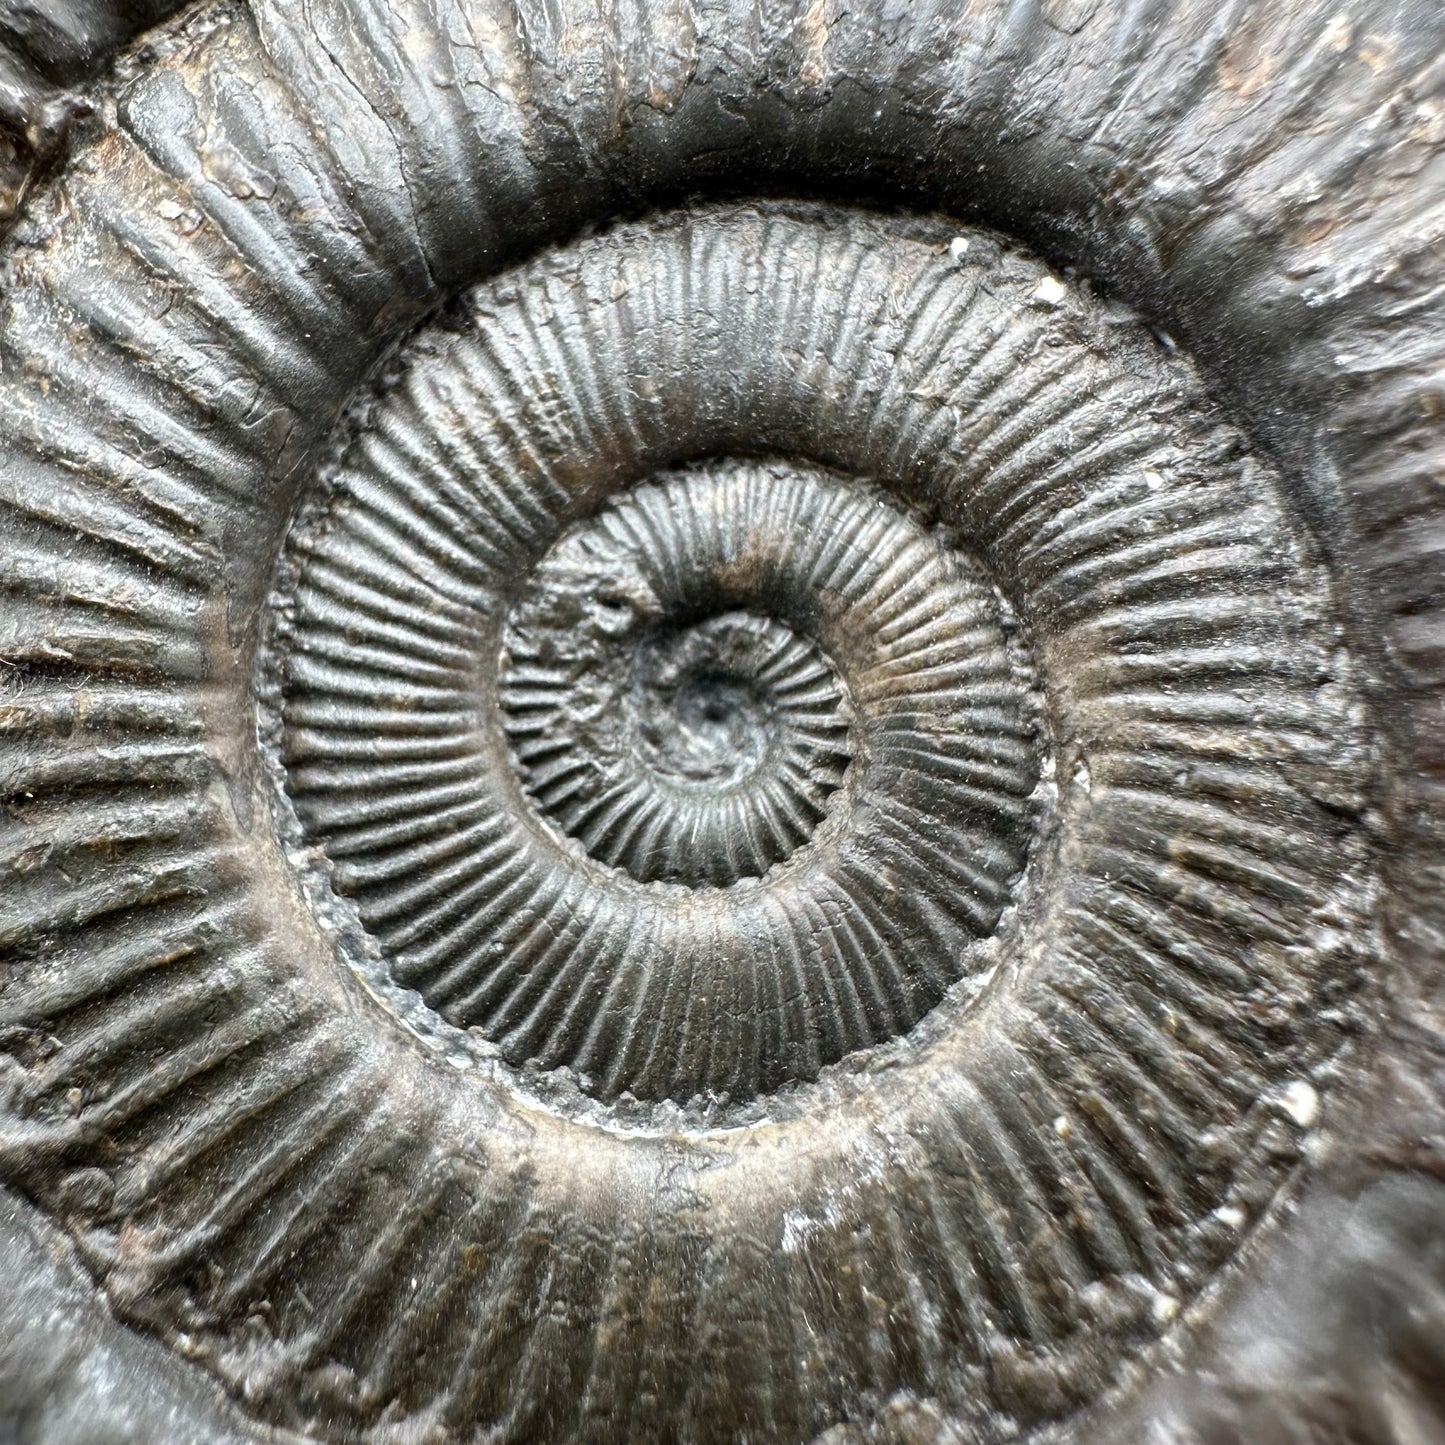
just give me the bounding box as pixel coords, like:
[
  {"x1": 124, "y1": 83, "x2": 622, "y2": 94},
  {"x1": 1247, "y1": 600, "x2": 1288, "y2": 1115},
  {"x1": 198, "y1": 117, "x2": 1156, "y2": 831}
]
[
  {"x1": 0, "y1": 0, "x2": 1420, "y2": 1434},
  {"x1": 0, "y1": 179, "x2": 1379, "y2": 1441},
  {"x1": 505, "y1": 600, "x2": 851, "y2": 887},
  {"x1": 243, "y1": 205, "x2": 1371, "y2": 1430},
  {"x1": 281, "y1": 454, "x2": 1039, "y2": 1100}
]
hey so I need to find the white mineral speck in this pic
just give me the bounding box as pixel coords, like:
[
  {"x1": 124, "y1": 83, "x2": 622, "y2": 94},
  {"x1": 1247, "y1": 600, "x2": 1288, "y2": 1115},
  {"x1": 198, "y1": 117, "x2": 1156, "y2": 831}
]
[
  {"x1": 781, "y1": 1209, "x2": 818, "y2": 1254},
  {"x1": 949, "y1": 236, "x2": 971, "y2": 263},
  {"x1": 1034, "y1": 275, "x2": 1067, "y2": 305},
  {"x1": 1279, "y1": 1079, "x2": 1320, "y2": 1128}
]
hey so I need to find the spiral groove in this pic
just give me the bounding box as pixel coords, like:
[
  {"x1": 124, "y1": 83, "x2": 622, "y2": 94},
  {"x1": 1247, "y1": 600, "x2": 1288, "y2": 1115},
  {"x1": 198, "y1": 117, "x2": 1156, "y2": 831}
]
[
  {"x1": 0, "y1": 0, "x2": 1432, "y2": 1435},
  {"x1": 26, "y1": 197, "x2": 1369, "y2": 1429},
  {"x1": 275, "y1": 364, "x2": 1044, "y2": 1100},
  {"x1": 504, "y1": 599, "x2": 852, "y2": 887}
]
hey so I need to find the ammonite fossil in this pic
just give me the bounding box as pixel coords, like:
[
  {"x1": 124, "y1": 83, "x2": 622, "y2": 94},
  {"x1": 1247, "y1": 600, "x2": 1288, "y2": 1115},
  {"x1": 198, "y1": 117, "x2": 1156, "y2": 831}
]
[{"x1": 0, "y1": 2, "x2": 1442, "y2": 1443}]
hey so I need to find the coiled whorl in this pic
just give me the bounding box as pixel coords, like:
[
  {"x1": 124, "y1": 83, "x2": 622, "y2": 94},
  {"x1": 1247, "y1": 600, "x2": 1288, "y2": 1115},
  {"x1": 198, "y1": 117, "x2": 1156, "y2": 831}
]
[{"x1": 0, "y1": 4, "x2": 1440, "y2": 1445}]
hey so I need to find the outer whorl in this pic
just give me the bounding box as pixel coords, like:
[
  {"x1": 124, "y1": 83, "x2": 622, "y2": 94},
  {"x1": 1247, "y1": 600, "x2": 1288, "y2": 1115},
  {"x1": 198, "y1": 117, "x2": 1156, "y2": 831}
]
[{"x1": 0, "y1": 4, "x2": 1441, "y2": 1445}]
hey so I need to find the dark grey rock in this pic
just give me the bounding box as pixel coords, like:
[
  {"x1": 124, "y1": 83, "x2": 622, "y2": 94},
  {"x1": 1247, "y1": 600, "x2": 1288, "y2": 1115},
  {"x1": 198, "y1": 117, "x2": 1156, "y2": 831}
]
[{"x1": 0, "y1": 2, "x2": 1440, "y2": 1442}]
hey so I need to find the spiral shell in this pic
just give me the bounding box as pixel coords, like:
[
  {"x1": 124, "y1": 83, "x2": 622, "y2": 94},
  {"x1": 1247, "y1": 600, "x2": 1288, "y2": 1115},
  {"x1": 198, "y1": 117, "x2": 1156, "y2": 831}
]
[{"x1": 0, "y1": 3, "x2": 1441, "y2": 1444}]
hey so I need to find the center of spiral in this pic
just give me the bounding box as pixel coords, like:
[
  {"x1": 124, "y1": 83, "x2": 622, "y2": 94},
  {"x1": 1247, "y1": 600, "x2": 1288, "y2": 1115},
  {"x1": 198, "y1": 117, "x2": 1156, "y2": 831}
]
[
  {"x1": 635, "y1": 622, "x2": 783, "y2": 788},
  {"x1": 500, "y1": 515, "x2": 854, "y2": 887},
  {"x1": 650, "y1": 669, "x2": 761, "y2": 780}
]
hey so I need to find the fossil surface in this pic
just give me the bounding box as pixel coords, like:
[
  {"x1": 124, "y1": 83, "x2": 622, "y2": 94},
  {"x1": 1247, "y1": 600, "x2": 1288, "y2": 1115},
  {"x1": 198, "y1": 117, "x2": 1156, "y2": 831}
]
[{"x1": 0, "y1": 2, "x2": 1443, "y2": 1443}]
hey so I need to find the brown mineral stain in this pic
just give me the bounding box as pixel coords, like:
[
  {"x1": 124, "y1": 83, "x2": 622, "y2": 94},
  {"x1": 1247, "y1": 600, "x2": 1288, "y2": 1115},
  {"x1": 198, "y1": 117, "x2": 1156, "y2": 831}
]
[
  {"x1": 1356, "y1": 34, "x2": 1395, "y2": 75},
  {"x1": 643, "y1": 3, "x2": 699, "y2": 114},
  {"x1": 798, "y1": 0, "x2": 832, "y2": 89},
  {"x1": 1219, "y1": 31, "x2": 1277, "y2": 101},
  {"x1": 1290, "y1": 213, "x2": 1346, "y2": 248}
]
